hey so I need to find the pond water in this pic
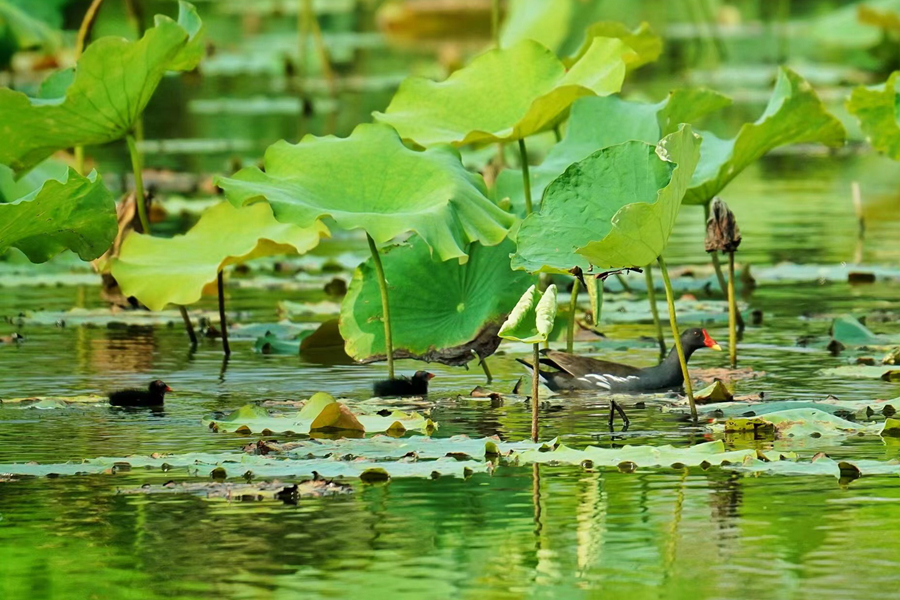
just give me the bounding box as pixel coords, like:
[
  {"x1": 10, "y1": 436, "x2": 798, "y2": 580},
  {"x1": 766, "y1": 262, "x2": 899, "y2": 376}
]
[{"x1": 5, "y1": 1, "x2": 900, "y2": 599}]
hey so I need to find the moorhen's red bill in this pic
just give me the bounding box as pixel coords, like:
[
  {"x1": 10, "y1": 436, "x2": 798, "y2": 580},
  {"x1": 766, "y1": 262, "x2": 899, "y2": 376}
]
[
  {"x1": 373, "y1": 371, "x2": 434, "y2": 397},
  {"x1": 108, "y1": 380, "x2": 172, "y2": 407},
  {"x1": 518, "y1": 328, "x2": 721, "y2": 428}
]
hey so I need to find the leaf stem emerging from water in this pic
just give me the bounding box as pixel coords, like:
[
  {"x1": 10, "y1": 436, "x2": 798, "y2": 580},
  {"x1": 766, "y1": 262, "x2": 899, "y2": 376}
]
[
  {"x1": 531, "y1": 342, "x2": 540, "y2": 442},
  {"x1": 518, "y1": 138, "x2": 533, "y2": 215},
  {"x1": 366, "y1": 233, "x2": 394, "y2": 379},
  {"x1": 728, "y1": 252, "x2": 737, "y2": 368},
  {"x1": 179, "y1": 306, "x2": 197, "y2": 347},
  {"x1": 644, "y1": 265, "x2": 666, "y2": 357},
  {"x1": 126, "y1": 134, "x2": 150, "y2": 234},
  {"x1": 704, "y1": 204, "x2": 744, "y2": 330},
  {"x1": 217, "y1": 271, "x2": 231, "y2": 356},
  {"x1": 567, "y1": 277, "x2": 580, "y2": 353},
  {"x1": 657, "y1": 256, "x2": 696, "y2": 421}
]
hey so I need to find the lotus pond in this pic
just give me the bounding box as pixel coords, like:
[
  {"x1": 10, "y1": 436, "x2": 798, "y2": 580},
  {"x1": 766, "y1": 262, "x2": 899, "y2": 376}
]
[{"x1": 5, "y1": 1, "x2": 900, "y2": 599}]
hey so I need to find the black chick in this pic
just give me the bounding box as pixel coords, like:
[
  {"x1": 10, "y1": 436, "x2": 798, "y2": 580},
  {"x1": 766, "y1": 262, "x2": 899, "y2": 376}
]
[
  {"x1": 373, "y1": 371, "x2": 434, "y2": 397},
  {"x1": 109, "y1": 380, "x2": 172, "y2": 407}
]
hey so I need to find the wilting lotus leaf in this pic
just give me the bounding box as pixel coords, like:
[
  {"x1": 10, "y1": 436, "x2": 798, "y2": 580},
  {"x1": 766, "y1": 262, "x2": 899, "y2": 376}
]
[
  {"x1": 847, "y1": 72, "x2": 900, "y2": 160},
  {"x1": 512, "y1": 126, "x2": 699, "y2": 274},
  {"x1": 111, "y1": 202, "x2": 328, "y2": 311},
  {"x1": 0, "y1": 168, "x2": 116, "y2": 262},
  {"x1": 0, "y1": 1, "x2": 204, "y2": 175},
  {"x1": 694, "y1": 381, "x2": 733, "y2": 404},
  {"x1": 713, "y1": 408, "x2": 883, "y2": 438},
  {"x1": 565, "y1": 22, "x2": 662, "y2": 70},
  {"x1": 495, "y1": 89, "x2": 729, "y2": 213},
  {"x1": 216, "y1": 124, "x2": 513, "y2": 262},
  {"x1": 372, "y1": 38, "x2": 633, "y2": 147},
  {"x1": 340, "y1": 236, "x2": 531, "y2": 364},
  {"x1": 203, "y1": 402, "x2": 435, "y2": 435},
  {"x1": 498, "y1": 284, "x2": 557, "y2": 344},
  {"x1": 684, "y1": 68, "x2": 846, "y2": 206}
]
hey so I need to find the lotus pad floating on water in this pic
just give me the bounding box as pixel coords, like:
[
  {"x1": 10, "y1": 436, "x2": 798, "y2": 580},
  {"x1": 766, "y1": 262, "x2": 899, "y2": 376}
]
[
  {"x1": 216, "y1": 123, "x2": 513, "y2": 263},
  {"x1": 0, "y1": 1, "x2": 204, "y2": 174},
  {"x1": 512, "y1": 126, "x2": 700, "y2": 274},
  {"x1": 111, "y1": 202, "x2": 328, "y2": 311},
  {"x1": 373, "y1": 38, "x2": 633, "y2": 147},
  {"x1": 0, "y1": 169, "x2": 116, "y2": 263},
  {"x1": 710, "y1": 408, "x2": 886, "y2": 438}
]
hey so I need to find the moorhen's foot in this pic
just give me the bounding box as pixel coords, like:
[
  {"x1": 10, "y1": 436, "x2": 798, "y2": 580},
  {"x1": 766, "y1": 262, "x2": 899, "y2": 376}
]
[{"x1": 372, "y1": 371, "x2": 434, "y2": 397}]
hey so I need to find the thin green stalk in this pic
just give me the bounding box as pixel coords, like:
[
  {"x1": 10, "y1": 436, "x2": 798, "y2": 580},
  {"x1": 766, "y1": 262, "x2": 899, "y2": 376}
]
[
  {"x1": 481, "y1": 357, "x2": 493, "y2": 383},
  {"x1": 567, "y1": 278, "x2": 580, "y2": 353},
  {"x1": 615, "y1": 272, "x2": 632, "y2": 293},
  {"x1": 367, "y1": 233, "x2": 394, "y2": 379},
  {"x1": 657, "y1": 256, "x2": 696, "y2": 421},
  {"x1": 126, "y1": 133, "x2": 150, "y2": 234},
  {"x1": 531, "y1": 342, "x2": 540, "y2": 442},
  {"x1": 491, "y1": 0, "x2": 500, "y2": 47},
  {"x1": 728, "y1": 252, "x2": 737, "y2": 368},
  {"x1": 518, "y1": 138, "x2": 533, "y2": 215},
  {"x1": 303, "y1": 0, "x2": 337, "y2": 133},
  {"x1": 217, "y1": 271, "x2": 231, "y2": 356},
  {"x1": 644, "y1": 266, "x2": 666, "y2": 355},
  {"x1": 74, "y1": 146, "x2": 85, "y2": 176},
  {"x1": 74, "y1": 0, "x2": 106, "y2": 173},
  {"x1": 179, "y1": 305, "x2": 197, "y2": 346}
]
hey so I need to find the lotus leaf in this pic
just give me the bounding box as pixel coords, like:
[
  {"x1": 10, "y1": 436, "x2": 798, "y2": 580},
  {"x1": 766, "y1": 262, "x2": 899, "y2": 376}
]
[
  {"x1": 216, "y1": 123, "x2": 513, "y2": 262},
  {"x1": 510, "y1": 440, "x2": 776, "y2": 468},
  {"x1": 0, "y1": 1, "x2": 204, "y2": 175},
  {"x1": 202, "y1": 402, "x2": 435, "y2": 435},
  {"x1": 110, "y1": 202, "x2": 328, "y2": 311},
  {"x1": 340, "y1": 236, "x2": 531, "y2": 364},
  {"x1": 512, "y1": 126, "x2": 700, "y2": 274},
  {"x1": 712, "y1": 408, "x2": 883, "y2": 438},
  {"x1": 119, "y1": 479, "x2": 353, "y2": 501},
  {"x1": 681, "y1": 398, "x2": 899, "y2": 419},
  {"x1": 495, "y1": 89, "x2": 730, "y2": 213},
  {"x1": 277, "y1": 435, "x2": 548, "y2": 461},
  {"x1": 847, "y1": 72, "x2": 900, "y2": 160},
  {"x1": 694, "y1": 381, "x2": 733, "y2": 404},
  {"x1": 820, "y1": 365, "x2": 900, "y2": 379},
  {"x1": 0, "y1": 168, "x2": 116, "y2": 263},
  {"x1": 498, "y1": 284, "x2": 557, "y2": 344},
  {"x1": 684, "y1": 68, "x2": 846, "y2": 205},
  {"x1": 372, "y1": 38, "x2": 633, "y2": 147},
  {"x1": 565, "y1": 22, "x2": 662, "y2": 71}
]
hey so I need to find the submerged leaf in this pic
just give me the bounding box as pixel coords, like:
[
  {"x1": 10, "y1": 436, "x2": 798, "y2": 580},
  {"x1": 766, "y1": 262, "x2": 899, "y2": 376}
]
[
  {"x1": 216, "y1": 124, "x2": 513, "y2": 262},
  {"x1": 111, "y1": 202, "x2": 327, "y2": 311},
  {"x1": 0, "y1": 169, "x2": 116, "y2": 262},
  {"x1": 685, "y1": 68, "x2": 846, "y2": 205},
  {"x1": 0, "y1": 1, "x2": 204, "y2": 175},
  {"x1": 340, "y1": 236, "x2": 531, "y2": 365},
  {"x1": 373, "y1": 38, "x2": 633, "y2": 146},
  {"x1": 512, "y1": 126, "x2": 700, "y2": 273}
]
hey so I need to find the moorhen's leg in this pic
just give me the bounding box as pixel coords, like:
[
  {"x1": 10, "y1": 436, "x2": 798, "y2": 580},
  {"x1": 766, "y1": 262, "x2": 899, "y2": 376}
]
[{"x1": 613, "y1": 401, "x2": 630, "y2": 430}]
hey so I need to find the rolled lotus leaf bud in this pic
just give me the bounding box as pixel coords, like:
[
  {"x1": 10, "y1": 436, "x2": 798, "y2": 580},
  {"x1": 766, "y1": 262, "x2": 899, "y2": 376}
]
[{"x1": 705, "y1": 197, "x2": 742, "y2": 253}]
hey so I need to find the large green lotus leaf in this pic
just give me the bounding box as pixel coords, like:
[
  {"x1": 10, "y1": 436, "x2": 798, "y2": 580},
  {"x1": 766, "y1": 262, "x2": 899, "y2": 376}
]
[
  {"x1": 110, "y1": 202, "x2": 328, "y2": 311},
  {"x1": 0, "y1": 1, "x2": 203, "y2": 175},
  {"x1": 216, "y1": 124, "x2": 513, "y2": 262},
  {"x1": 847, "y1": 72, "x2": 900, "y2": 160},
  {"x1": 0, "y1": 168, "x2": 116, "y2": 263},
  {"x1": 512, "y1": 126, "x2": 699, "y2": 274},
  {"x1": 684, "y1": 68, "x2": 846, "y2": 206},
  {"x1": 498, "y1": 284, "x2": 557, "y2": 343},
  {"x1": 565, "y1": 21, "x2": 662, "y2": 71},
  {"x1": 495, "y1": 89, "x2": 730, "y2": 215},
  {"x1": 340, "y1": 236, "x2": 531, "y2": 364},
  {"x1": 372, "y1": 38, "x2": 633, "y2": 147},
  {"x1": 0, "y1": 159, "x2": 69, "y2": 203},
  {"x1": 202, "y1": 403, "x2": 435, "y2": 435}
]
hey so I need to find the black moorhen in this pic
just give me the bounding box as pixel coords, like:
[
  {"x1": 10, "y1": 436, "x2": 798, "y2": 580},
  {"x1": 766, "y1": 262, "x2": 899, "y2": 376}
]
[
  {"x1": 518, "y1": 328, "x2": 721, "y2": 428},
  {"x1": 373, "y1": 371, "x2": 434, "y2": 397},
  {"x1": 108, "y1": 380, "x2": 172, "y2": 407}
]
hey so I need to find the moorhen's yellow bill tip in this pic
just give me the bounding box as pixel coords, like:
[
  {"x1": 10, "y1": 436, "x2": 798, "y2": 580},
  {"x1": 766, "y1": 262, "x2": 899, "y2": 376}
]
[{"x1": 701, "y1": 329, "x2": 722, "y2": 351}]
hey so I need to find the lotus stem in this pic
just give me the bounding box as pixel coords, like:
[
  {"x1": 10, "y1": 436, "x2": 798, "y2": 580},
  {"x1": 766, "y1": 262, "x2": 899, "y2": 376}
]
[
  {"x1": 125, "y1": 133, "x2": 150, "y2": 234},
  {"x1": 531, "y1": 342, "x2": 540, "y2": 442},
  {"x1": 704, "y1": 204, "x2": 744, "y2": 330},
  {"x1": 491, "y1": 0, "x2": 500, "y2": 47},
  {"x1": 217, "y1": 271, "x2": 230, "y2": 356},
  {"x1": 615, "y1": 272, "x2": 632, "y2": 293},
  {"x1": 74, "y1": 146, "x2": 85, "y2": 176},
  {"x1": 518, "y1": 138, "x2": 533, "y2": 215},
  {"x1": 75, "y1": 0, "x2": 105, "y2": 58},
  {"x1": 728, "y1": 252, "x2": 737, "y2": 368},
  {"x1": 481, "y1": 357, "x2": 493, "y2": 383},
  {"x1": 644, "y1": 266, "x2": 666, "y2": 356},
  {"x1": 657, "y1": 256, "x2": 696, "y2": 421},
  {"x1": 123, "y1": 0, "x2": 145, "y2": 37},
  {"x1": 179, "y1": 305, "x2": 197, "y2": 347},
  {"x1": 303, "y1": 0, "x2": 337, "y2": 132},
  {"x1": 567, "y1": 278, "x2": 580, "y2": 353},
  {"x1": 366, "y1": 232, "x2": 394, "y2": 379}
]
